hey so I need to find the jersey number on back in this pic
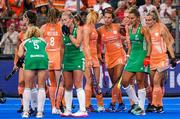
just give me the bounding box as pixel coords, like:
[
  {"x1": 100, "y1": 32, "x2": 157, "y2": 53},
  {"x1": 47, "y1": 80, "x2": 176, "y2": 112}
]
[
  {"x1": 50, "y1": 37, "x2": 55, "y2": 46},
  {"x1": 33, "y1": 42, "x2": 39, "y2": 49}
]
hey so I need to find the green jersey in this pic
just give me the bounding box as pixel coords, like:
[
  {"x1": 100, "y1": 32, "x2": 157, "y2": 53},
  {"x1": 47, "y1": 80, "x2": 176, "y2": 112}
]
[
  {"x1": 24, "y1": 37, "x2": 48, "y2": 70},
  {"x1": 62, "y1": 25, "x2": 85, "y2": 71},
  {"x1": 125, "y1": 24, "x2": 150, "y2": 73}
]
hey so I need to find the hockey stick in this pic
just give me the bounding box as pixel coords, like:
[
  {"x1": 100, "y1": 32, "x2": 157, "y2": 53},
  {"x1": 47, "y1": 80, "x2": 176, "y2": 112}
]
[
  {"x1": 5, "y1": 67, "x2": 19, "y2": 81},
  {"x1": 102, "y1": 62, "x2": 108, "y2": 88},
  {"x1": 5, "y1": 57, "x2": 24, "y2": 81},
  {"x1": 90, "y1": 67, "x2": 102, "y2": 95},
  {"x1": 54, "y1": 69, "x2": 64, "y2": 113},
  {"x1": 109, "y1": 66, "x2": 125, "y2": 91}
]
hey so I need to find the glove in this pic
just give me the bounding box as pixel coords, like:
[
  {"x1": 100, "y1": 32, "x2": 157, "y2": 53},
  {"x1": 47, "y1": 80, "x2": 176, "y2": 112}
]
[
  {"x1": 62, "y1": 25, "x2": 70, "y2": 36},
  {"x1": 144, "y1": 56, "x2": 150, "y2": 67},
  {"x1": 16, "y1": 57, "x2": 24, "y2": 68},
  {"x1": 170, "y1": 58, "x2": 177, "y2": 68}
]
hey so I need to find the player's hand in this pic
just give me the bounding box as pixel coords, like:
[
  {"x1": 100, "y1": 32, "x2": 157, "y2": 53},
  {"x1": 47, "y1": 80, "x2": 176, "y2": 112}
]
[
  {"x1": 13, "y1": 65, "x2": 18, "y2": 70},
  {"x1": 16, "y1": 57, "x2": 24, "y2": 68},
  {"x1": 144, "y1": 56, "x2": 150, "y2": 67},
  {"x1": 62, "y1": 25, "x2": 70, "y2": 36}
]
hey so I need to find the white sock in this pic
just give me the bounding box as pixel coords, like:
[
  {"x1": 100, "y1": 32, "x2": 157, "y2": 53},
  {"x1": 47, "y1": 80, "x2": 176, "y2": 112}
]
[
  {"x1": 76, "y1": 88, "x2": 86, "y2": 112},
  {"x1": 23, "y1": 88, "x2": 31, "y2": 112},
  {"x1": 31, "y1": 88, "x2": 38, "y2": 110},
  {"x1": 65, "y1": 90, "x2": 72, "y2": 111},
  {"x1": 138, "y1": 88, "x2": 146, "y2": 110},
  {"x1": 123, "y1": 85, "x2": 139, "y2": 104},
  {"x1": 37, "y1": 88, "x2": 46, "y2": 112}
]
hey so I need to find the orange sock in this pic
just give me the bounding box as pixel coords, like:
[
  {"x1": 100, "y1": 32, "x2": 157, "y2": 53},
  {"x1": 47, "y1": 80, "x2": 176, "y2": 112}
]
[
  {"x1": 111, "y1": 87, "x2": 117, "y2": 104},
  {"x1": 49, "y1": 86, "x2": 56, "y2": 108},
  {"x1": 152, "y1": 87, "x2": 162, "y2": 107},
  {"x1": 96, "y1": 94, "x2": 104, "y2": 107},
  {"x1": 112, "y1": 86, "x2": 123, "y2": 104},
  {"x1": 55, "y1": 87, "x2": 64, "y2": 109},
  {"x1": 18, "y1": 86, "x2": 24, "y2": 96},
  {"x1": 85, "y1": 86, "x2": 92, "y2": 107},
  {"x1": 161, "y1": 86, "x2": 165, "y2": 97},
  {"x1": 117, "y1": 88, "x2": 123, "y2": 104},
  {"x1": 146, "y1": 86, "x2": 152, "y2": 104},
  {"x1": 49, "y1": 71, "x2": 56, "y2": 108},
  {"x1": 159, "y1": 87, "x2": 163, "y2": 106}
]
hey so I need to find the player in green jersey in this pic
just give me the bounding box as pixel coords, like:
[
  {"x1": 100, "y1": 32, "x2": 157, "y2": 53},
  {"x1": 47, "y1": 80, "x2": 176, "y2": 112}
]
[
  {"x1": 18, "y1": 26, "x2": 48, "y2": 118},
  {"x1": 60, "y1": 11, "x2": 88, "y2": 117},
  {"x1": 121, "y1": 8, "x2": 152, "y2": 115}
]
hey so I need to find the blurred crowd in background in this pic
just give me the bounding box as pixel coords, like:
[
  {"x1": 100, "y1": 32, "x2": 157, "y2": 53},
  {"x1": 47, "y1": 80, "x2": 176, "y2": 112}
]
[{"x1": 0, "y1": 0, "x2": 179, "y2": 55}]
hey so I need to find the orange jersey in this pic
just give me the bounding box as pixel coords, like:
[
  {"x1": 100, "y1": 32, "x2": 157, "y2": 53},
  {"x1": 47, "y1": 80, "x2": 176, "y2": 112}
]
[
  {"x1": 99, "y1": 24, "x2": 126, "y2": 68},
  {"x1": 14, "y1": 31, "x2": 25, "y2": 64},
  {"x1": 41, "y1": 23, "x2": 63, "y2": 70},
  {"x1": 41, "y1": 23, "x2": 62, "y2": 51},
  {"x1": 83, "y1": 25, "x2": 99, "y2": 67},
  {"x1": 150, "y1": 29, "x2": 169, "y2": 71},
  {"x1": 19, "y1": 31, "x2": 25, "y2": 42}
]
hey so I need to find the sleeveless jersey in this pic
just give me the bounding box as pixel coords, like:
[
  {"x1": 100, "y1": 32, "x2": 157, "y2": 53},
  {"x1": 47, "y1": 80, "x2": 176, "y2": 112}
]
[
  {"x1": 63, "y1": 25, "x2": 85, "y2": 71},
  {"x1": 125, "y1": 24, "x2": 149, "y2": 73},
  {"x1": 150, "y1": 28, "x2": 169, "y2": 71},
  {"x1": 24, "y1": 37, "x2": 48, "y2": 70},
  {"x1": 41, "y1": 23, "x2": 62, "y2": 51},
  {"x1": 100, "y1": 24, "x2": 126, "y2": 68},
  {"x1": 83, "y1": 25, "x2": 99, "y2": 67},
  {"x1": 41, "y1": 23, "x2": 62, "y2": 70}
]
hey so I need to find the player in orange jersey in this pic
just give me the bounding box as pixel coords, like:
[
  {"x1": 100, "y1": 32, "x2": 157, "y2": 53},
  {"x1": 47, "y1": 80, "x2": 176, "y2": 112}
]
[
  {"x1": 40, "y1": 8, "x2": 64, "y2": 114},
  {"x1": 97, "y1": 8, "x2": 126, "y2": 112},
  {"x1": 145, "y1": 10, "x2": 176, "y2": 113},
  {"x1": 83, "y1": 10, "x2": 105, "y2": 112},
  {"x1": 13, "y1": 20, "x2": 27, "y2": 113}
]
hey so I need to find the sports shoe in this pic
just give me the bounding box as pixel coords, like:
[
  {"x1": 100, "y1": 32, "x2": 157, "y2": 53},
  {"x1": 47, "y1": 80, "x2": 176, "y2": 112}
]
[
  {"x1": 17, "y1": 105, "x2": 23, "y2": 113},
  {"x1": 105, "y1": 103, "x2": 116, "y2": 112},
  {"x1": 86, "y1": 105, "x2": 97, "y2": 112},
  {"x1": 97, "y1": 106, "x2": 105, "y2": 112},
  {"x1": 116, "y1": 103, "x2": 126, "y2": 112},
  {"x1": 60, "y1": 104, "x2": 65, "y2": 113},
  {"x1": 157, "y1": 106, "x2": 164, "y2": 113},
  {"x1": 128, "y1": 105, "x2": 134, "y2": 113},
  {"x1": 22, "y1": 111, "x2": 29, "y2": 118},
  {"x1": 29, "y1": 107, "x2": 37, "y2": 116},
  {"x1": 131, "y1": 104, "x2": 144, "y2": 115},
  {"x1": 36, "y1": 112, "x2": 43, "y2": 118},
  {"x1": 52, "y1": 107, "x2": 60, "y2": 114},
  {"x1": 146, "y1": 105, "x2": 157, "y2": 112},
  {"x1": 60, "y1": 109, "x2": 72, "y2": 117},
  {"x1": 145, "y1": 103, "x2": 152, "y2": 112},
  {"x1": 72, "y1": 110, "x2": 88, "y2": 117}
]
